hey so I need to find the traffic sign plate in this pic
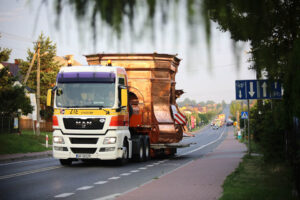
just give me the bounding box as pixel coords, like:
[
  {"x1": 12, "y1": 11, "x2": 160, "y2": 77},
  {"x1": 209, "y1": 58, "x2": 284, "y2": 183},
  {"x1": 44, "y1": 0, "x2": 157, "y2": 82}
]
[
  {"x1": 241, "y1": 111, "x2": 248, "y2": 119},
  {"x1": 235, "y1": 79, "x2": 282, "y2": 100}
]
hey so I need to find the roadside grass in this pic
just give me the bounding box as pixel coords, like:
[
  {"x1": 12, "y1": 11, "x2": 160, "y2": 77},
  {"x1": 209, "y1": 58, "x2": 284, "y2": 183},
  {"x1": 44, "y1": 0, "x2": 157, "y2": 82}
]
[
  {"x1": 219, "y1": 154, "x2": 295, "y2": 200},
  {"x1": 0, "y1": 130, "x2": 52, "y2": 155}
]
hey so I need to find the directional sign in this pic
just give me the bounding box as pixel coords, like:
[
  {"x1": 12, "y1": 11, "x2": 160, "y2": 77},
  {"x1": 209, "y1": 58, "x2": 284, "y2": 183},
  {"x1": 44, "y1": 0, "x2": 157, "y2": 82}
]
[
  {"x1": 241, "y1": 111, "x2": 248, "y2": 119},
  {"x1": 246, "y1": 80, "x2": 258, "y2": 99},
  {"x1": 270, "y1": 81, "x2": 282, "y2": 99},
  {"x1": 235, "y1": 79, "x2": 282, "y2": 100},
  {"x1": 235, "y1": 80, "x2": 247, "y2": 100}
]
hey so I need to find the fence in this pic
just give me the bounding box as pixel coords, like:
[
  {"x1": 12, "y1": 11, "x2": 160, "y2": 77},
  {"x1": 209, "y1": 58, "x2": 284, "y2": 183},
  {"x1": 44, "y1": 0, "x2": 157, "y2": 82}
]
[
  {"x1": 0, "y1": 114, "x2": 15, "y2": 133},
  {"x1": 20, "y1": 119, "x2": 53, "y2": 132},
  {"x1": 0, "y1": 115, "x2": 53, "y2": 133}
]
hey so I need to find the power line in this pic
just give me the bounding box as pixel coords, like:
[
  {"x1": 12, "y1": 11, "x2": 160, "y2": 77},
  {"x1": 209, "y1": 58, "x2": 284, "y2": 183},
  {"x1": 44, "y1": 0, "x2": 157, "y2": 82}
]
[{"x1": 0, "y1": 31, "x2": 34, "y2": 43}]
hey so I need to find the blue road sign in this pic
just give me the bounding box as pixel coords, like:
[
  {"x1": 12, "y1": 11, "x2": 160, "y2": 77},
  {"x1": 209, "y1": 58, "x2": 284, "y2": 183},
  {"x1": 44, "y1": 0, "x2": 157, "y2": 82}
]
[
  {"x1": 270, "y1": 81, "x2": 282, "y2": 99},
  {"x1": 235, "y1": 79, "x2": 282, "y2": 100},
  {"x1": 246, "y1": 80, "x2": 258, "y2": 99},
  {"x1": 241, "y1": 111, "x2": 248, "y2": 119},
  {"x1": 235, "y1": 80, "x2": 247, "y2": 100}
]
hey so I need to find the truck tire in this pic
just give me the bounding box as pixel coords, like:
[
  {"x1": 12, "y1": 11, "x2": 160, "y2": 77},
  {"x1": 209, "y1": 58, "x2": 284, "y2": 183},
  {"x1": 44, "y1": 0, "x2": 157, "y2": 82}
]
[
  {"x1": 133, "y1": 138, "x2": 144, "y2": 162},
  {"x1": 143, "y1": 136, "x2": 150, "y2": 161},
  {"x1": 117, "y1": 139, "x2": 129, "y2": 165},
  {"x1": 59, "y1": 159, "x2": 72, "y2": 166}
]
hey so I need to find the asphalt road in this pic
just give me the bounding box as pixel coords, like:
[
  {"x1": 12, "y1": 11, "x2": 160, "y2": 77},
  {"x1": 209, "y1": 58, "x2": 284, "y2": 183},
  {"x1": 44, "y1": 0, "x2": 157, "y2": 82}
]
[{"x1": 0, "y1": 124, "x2": 229, "y2": 200}]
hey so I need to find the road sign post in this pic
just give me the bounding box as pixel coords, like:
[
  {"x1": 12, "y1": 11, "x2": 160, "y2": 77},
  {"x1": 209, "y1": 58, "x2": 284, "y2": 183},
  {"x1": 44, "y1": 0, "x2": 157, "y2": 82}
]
[
  {"x1": 235, "y1": 79, "x2": 282, "y2": 155},
  {"x1": 247, "y1": 99, "x2": 250, "y2": 154}
]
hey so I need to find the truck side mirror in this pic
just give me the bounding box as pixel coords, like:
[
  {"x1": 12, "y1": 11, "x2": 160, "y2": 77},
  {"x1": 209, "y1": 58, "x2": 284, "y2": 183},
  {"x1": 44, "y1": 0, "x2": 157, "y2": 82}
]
[
  {"x1": 47, "y1": 89, "x2": 52, "y2": 107},
  {"x1": 121, "y1": 88, "x2": 128, "y2": 107}
]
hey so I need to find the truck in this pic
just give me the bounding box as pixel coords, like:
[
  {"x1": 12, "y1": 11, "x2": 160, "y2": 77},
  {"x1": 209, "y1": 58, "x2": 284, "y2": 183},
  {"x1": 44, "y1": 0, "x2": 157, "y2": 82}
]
[{"x1": 47, "y1": 53, "x2": 188, "y2": 166}]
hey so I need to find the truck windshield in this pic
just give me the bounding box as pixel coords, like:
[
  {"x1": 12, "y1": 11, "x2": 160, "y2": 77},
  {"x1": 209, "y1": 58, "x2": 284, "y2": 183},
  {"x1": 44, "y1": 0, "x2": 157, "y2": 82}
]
[{"x1": 56, "y1": 83, "x2": 115, "y2": 108}]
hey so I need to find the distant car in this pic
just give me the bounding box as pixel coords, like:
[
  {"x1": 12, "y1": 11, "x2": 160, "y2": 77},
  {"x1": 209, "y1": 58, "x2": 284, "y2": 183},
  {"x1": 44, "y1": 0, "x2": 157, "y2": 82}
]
[
  {"x1": 212, "y1": 125, "x2": 219, "y2": 130},
  {"x1": 226, "y1": 122, "x2": 233, "y2": 126}
]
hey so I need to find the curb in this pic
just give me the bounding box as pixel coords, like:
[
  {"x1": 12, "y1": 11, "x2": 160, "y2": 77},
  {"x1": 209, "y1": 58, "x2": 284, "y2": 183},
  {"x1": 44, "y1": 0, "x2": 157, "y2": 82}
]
[{"x1": 0, "y1": 150, "x2": 52, "y2": 163}]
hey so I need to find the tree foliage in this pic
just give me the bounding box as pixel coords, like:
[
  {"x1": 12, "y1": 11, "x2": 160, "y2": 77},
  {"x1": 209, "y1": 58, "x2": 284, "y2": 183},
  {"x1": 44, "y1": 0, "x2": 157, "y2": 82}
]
[
  {"x1": 19, "y1": 33, "x2": 61, "y2": 119},
  {"x1": 0, "y1": 48, "x2": 32, "y2": 116},
  {"x1": 0, "y1": 34, "x2": 12, "y2": 62}
]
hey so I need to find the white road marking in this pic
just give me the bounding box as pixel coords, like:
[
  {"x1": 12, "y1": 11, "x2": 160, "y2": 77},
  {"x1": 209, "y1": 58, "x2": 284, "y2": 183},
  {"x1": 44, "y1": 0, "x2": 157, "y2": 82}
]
[
  {"x1": 0, "y1": 166, "x2": 62, "y2": 180},
  {"x1": 0, "y1": 157, "x2": 50, "y2": 166},
  {"x1": 138, "y1": 167, "x2": 147, "y2": 170},
  {"x1": 54, "y1": 193, "x2": 74, "y2": 198},
  {"x1": 179, "y1": 128, "x2": 226, "y2": 157},
  {"x1": 146, "y1": 164, "x2": 154, "y2": 167},
  {"x1": 153, "y1": 162, "x2": 160, "y2": 165},
  {"x1": 118, "y1": 161, "x2": 194, "y2": 198},
  {"x1": 93, "y1": 193, "x2": 121, "y2": 200},
  {"x1": 77, "y1": 186, "x2": 94, "y2": 190},
  {"x1": 94, "y1": 181, "x2": 108, "y2": 185},
  {"x1": 120, "y1": 173, "x2": 131, "y2": 176},
  {"x1": 130, "y1": 170, "x2": 139, "y2": 173},
  {"x1": 108, "y1": 176, "x2": 120, "y2": 180}
]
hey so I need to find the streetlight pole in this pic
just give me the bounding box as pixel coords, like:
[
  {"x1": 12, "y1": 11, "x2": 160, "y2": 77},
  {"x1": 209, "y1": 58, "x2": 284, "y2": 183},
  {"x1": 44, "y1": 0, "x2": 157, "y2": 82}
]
[{"x1": 36, "y1": 42, "x2": 41, "y2": 136}]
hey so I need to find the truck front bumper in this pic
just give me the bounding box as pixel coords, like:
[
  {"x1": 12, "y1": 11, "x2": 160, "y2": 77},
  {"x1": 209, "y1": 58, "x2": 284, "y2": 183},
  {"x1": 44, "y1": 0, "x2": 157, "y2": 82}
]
[{"x1": 52, "y1": 130, "x2": 124, "y2": 160}]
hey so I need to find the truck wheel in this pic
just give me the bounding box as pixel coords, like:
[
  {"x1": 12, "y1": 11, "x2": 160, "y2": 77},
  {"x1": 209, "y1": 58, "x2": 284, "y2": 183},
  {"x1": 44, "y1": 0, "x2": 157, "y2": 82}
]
[
  {"x1": 143, "y1": 137, "x2": 150, "y2": 161},
  {"x1": 134, "y1": 139, "x2": 144, "y2": 162},
  {"x1": 117, "y1": 139, "x2": 129, "y2": 165},
  {"x1": 59, "y1": 159, "x2": 72, "y2": 166}
]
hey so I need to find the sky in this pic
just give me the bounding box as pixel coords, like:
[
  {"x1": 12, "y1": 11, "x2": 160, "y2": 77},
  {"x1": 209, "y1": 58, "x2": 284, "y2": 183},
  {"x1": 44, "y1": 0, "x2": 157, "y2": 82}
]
[{"x1": 0, "y1": 0, "x2": 256, "y2": 104}]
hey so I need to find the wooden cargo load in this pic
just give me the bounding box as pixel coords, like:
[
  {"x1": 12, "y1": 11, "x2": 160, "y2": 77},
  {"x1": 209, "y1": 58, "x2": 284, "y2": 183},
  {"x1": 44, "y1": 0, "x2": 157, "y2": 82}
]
[{"x1": 85, "y1": 53, "x2": 184, "y2": 144}]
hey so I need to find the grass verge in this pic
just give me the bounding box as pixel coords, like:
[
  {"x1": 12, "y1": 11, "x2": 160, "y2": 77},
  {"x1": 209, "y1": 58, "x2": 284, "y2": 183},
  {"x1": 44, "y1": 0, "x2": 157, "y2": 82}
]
[
  {"x1": 0, "y1": 130, "x2": 52, "y2": 155},
  {"x1": 219, "y1": 154, "x2": 295, "y2": 200}
]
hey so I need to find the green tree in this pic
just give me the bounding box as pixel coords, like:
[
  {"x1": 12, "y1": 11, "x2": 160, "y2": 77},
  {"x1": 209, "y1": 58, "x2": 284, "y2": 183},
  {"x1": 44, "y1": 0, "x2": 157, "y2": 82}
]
[
  {"x1": 0, "y1": 42, "x2": 33, "y2": 128},
  {"x1": 0, "y1": 67, "x2": 33, "y2": 116},
  {"x1": 0, "y1": 35, "x2": 12, "y2": 62},
  {"x1": 229, "y1": 101, "x2": 241, "y2": 118},
  {"x1": 19, "y1": 33, "x2": 61, "y2": 120}
]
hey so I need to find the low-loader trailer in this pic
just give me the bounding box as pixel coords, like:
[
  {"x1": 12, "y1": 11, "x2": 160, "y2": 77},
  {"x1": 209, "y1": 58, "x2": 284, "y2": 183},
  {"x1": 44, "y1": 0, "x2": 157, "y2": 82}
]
[{"x1": 47, "y1": 53, "x2": 188, "y2": 165}]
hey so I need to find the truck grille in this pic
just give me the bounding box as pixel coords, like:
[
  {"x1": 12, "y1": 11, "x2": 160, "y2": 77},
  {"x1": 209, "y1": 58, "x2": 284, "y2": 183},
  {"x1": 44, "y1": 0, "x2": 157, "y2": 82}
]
[
  {"x1": 70, "y1": 138, "x2": 98, "y2": 144},
  {"x1": 63, "y1": 118, "x2": 105, "y2": 130},
  {"x1": 71, "y1": 148, "x2": 97, "y2": 154}
]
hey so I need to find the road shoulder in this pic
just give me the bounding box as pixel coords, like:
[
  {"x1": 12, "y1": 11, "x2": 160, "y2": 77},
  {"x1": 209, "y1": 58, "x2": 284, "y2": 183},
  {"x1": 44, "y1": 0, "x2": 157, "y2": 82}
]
[{"x1": 116, "y1": 129, "x2": 247, "y2": 200}]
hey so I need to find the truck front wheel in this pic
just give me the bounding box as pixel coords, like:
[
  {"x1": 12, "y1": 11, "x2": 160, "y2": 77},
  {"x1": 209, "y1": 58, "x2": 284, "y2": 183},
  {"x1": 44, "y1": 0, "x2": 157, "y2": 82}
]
[{"x1": 117, "y1": 139, "x2": 129, "y2": 165}]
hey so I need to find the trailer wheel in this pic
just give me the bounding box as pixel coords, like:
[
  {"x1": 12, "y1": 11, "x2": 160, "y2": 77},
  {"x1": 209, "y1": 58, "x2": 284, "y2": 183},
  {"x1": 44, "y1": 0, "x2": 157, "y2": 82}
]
[
  {"x1": 59, "y1": 159, "x2": 72, "y2": 166},
  {"x1": 143, "y1": 137, "x2": 150, "y2": 161}
]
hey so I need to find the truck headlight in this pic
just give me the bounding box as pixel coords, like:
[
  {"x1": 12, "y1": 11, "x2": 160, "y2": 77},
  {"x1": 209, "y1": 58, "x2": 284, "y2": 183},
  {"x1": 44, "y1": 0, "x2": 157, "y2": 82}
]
[
  {"x1": 103, "y1": 137, "x2": 117, "y2": 144},
  {"x1": 53, "y1": 136, "x2": 65, "y2": 144}
]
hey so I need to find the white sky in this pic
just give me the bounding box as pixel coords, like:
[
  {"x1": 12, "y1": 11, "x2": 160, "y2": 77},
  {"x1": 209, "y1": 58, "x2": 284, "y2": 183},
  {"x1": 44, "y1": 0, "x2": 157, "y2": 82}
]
[{"x1": 0, "y1": 0, "x2": 256, "y2": 103}]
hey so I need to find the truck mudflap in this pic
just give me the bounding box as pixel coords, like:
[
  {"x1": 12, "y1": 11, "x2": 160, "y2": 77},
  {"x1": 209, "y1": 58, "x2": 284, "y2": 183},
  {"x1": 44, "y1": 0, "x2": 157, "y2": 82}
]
[{"x1": 150, "y1": 142, "x2": 195, "y2": 149}]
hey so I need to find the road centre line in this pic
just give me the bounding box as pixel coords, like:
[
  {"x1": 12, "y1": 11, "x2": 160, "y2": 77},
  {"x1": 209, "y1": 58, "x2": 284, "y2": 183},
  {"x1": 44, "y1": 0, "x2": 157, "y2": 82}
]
[
  {"x1": 0, "y1": 165, "x2": 62, "y2": 180},
  {"x1": 94, "y1": 181, "x2": 108, "y2": 185},
  {"x1": 120, "y1": 173, "x2": 131, "y2": 176},
  {"x1": 130, "y1": 170, "x2": 139, "y2": 173},
  {"x1": 77, "y1": 186, "x2": 94, "y2": 190},
  {"x1": 54, "y1": 193, "x2": 74, "y2": 198},
  {"x1": 139, "y1": 167, "x2": 147, "y2": 170},
  {"x1": 108, "y1": 176, "x2": 120, "y2": 180}
]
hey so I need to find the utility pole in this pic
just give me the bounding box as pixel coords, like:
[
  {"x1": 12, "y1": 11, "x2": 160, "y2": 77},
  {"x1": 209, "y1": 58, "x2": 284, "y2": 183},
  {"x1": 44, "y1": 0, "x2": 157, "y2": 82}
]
[
  {"x1": 23, "y1": 51, "x2": 37, "y2": 85},
  {"x1": 36, "y1": 42, "x2": 41, "y2": 136}
]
